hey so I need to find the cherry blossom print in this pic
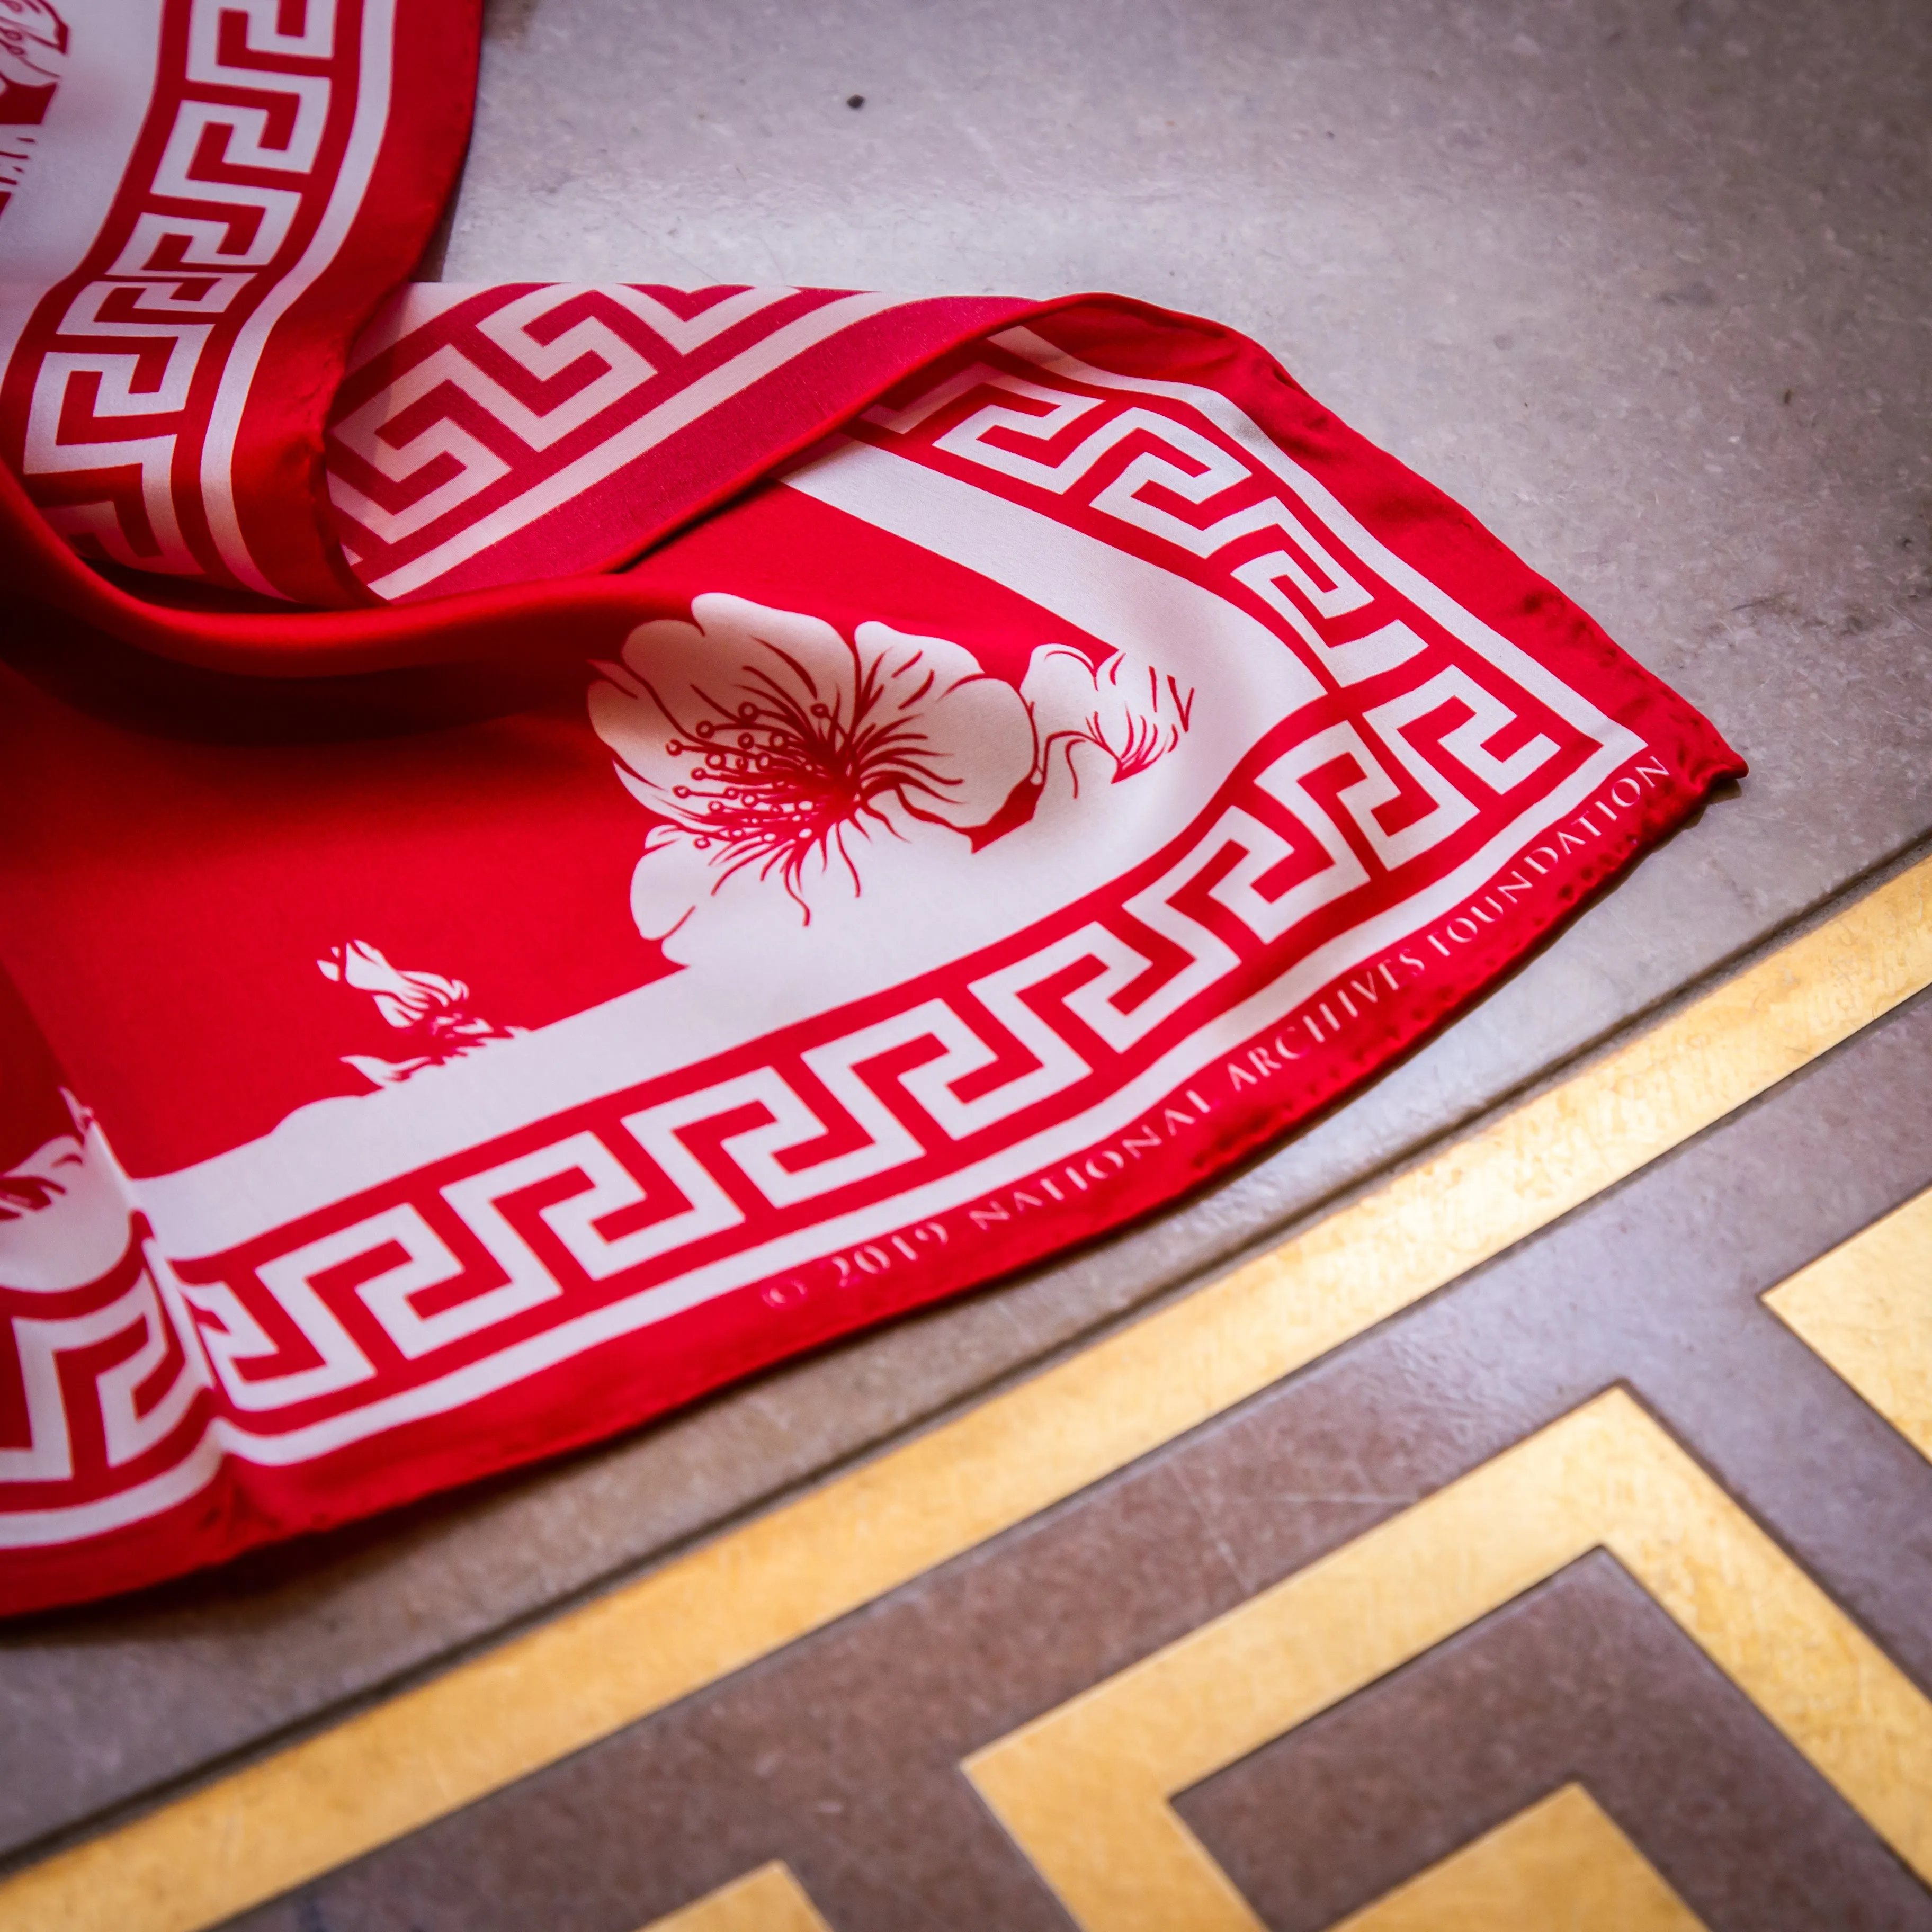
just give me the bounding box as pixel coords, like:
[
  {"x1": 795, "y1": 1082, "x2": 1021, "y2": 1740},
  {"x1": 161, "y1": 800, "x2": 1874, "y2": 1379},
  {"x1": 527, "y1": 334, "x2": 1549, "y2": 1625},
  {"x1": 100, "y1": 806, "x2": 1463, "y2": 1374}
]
[
  {"x1": 0, "y1": 1095, "x2": 136, "y2": 1293},
  {"x1": 0, "y1": 0, "x2": 66, "y2": 97},
  {"x1": 318, "y1": 940, "x2": 525, "y2": 1088},
  {"x1": 1022, "y1": 644, "x2": 1197, "y2": 800},
  {"x1": 588, "y1": 595, "x2": 1037, "y2": 926},
  {"x1": 588, "y1": 593, "x2": 1192, "y2": 954}
]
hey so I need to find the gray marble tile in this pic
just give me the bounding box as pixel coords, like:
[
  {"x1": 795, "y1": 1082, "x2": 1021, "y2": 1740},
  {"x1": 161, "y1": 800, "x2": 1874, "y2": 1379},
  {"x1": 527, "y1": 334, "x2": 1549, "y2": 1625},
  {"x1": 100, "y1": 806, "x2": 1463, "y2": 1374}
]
[{"x1": 3, "y1": 0, "x2": 1927, "y2": 1868}]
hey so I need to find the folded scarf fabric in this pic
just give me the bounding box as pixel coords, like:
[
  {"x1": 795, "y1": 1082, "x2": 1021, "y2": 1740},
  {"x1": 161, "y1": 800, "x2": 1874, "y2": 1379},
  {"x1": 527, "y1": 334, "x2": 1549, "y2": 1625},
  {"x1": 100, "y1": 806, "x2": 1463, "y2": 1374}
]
[{"x1": 0, "y1": 0, "x2": 1743, "y2": 1612}]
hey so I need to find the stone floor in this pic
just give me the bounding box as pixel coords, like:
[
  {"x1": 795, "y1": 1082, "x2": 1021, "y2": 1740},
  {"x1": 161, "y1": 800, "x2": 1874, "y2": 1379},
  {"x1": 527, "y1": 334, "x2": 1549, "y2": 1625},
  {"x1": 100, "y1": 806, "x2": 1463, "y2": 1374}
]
[{"x1": 2, "y1": 0, "x2": 1929, "y2": 1925}]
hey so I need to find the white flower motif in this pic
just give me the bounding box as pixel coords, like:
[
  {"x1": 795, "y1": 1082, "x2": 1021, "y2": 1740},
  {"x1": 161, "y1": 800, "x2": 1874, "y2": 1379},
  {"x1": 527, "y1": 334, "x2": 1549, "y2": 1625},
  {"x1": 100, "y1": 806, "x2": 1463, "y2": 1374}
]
[
  {"x1": 589, "y1": 595, "x2": 1037, "y2": 932},
  {"x1": 588, "y1": 593, "x2": 1194, "y2": 957},
  {"x1": 1021, "y1": 644, "x2": 1195, "y2": 797},
  {"x1": 318, "y1": 940, "x2": 523, "y2": 1088},
  {"x1": 0, "y1": 1094, "x2": 134, "y2": 1294},
  {"x1": 319, "y1": 938, "x2": 468, "y2": 1030},
  {"x1": 0, "y1": 0, "x2": 67, "y2": 93}
]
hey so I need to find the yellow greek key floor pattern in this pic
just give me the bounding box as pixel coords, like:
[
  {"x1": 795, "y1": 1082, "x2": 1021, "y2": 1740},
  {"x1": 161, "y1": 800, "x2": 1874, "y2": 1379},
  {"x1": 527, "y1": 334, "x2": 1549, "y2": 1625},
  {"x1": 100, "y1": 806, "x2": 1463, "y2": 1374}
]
[{"x1": 966, "y1": 1390, "x2": 1932, "y2": 1930}]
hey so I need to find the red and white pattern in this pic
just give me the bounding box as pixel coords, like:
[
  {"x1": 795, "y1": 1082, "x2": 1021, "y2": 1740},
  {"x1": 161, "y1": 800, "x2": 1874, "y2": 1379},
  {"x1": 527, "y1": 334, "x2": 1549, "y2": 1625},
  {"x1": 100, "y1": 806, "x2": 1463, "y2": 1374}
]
[
  {"x1": 325, "y1": 281, "x2": 1030, "y2": 600},
  {"x1": 0, "y1": 314, "x2": 1741, "y2": 1609},
  {"x1": 0, "y1": 7, "x2": 1744, "y2": 1611},
  {"x1": 1, "y1": 0, "x2": 395, "y2": 591}
]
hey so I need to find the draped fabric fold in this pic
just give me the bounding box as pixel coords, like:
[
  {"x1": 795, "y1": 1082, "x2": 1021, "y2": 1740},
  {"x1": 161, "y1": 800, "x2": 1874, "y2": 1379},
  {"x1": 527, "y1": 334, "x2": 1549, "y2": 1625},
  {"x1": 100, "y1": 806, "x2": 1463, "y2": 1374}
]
[{"x1": 0, "y1": 0, "x2": 1743, "y2": 1612}]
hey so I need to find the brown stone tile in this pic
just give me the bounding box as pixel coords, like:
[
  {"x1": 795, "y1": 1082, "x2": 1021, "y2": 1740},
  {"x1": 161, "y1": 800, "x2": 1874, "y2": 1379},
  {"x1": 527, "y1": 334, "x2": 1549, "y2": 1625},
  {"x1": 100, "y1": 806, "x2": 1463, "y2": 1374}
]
[
  {"x1": 1178, "y1": 1552, "x2": 1932, "y2": 1932},
  {"x1": 1175, "y1": 984, "x2": 1932, "y2": 1678},
  {"x1": 232, "y1": 1456, "x2": 1254, "y2": 1932}
]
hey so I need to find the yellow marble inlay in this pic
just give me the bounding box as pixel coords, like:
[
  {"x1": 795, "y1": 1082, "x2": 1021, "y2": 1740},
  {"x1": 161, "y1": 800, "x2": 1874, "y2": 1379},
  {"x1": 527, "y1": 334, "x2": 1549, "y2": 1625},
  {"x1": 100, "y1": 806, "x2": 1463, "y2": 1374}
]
[
  {"x1": 965, "y1": 1390, "x2": 1932, "y2": 1932},
  {"x1": 3, "y1": 856, "x2": 1928, "y2": 1932},
  {"x1": 1331, "y1": 1784, "x2": 1705, "y2": 1932},
  {"x1": 1765, "y1": 1185, "x2": 1932, "y2": 1461},
  {"x1": 636, "y1": 1861, "x2": 833, "y2": 1932}
]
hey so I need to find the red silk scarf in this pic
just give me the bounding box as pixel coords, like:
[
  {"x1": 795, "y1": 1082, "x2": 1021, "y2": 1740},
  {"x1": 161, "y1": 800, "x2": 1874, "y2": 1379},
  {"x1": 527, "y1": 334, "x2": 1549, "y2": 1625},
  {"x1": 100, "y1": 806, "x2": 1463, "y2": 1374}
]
[{"x1": 0, "y1": 0, "x2": 1743, "y2": 1612}]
